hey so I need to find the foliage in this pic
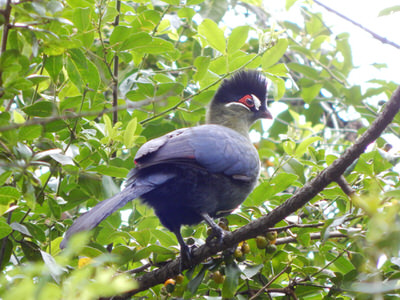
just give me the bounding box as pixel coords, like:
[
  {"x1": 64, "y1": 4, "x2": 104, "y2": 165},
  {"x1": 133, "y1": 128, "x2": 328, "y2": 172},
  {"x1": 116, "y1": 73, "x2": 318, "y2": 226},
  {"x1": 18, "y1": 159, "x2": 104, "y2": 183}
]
[{"x1": 0, "y1": 0, "x2": 399, "y2": 299}]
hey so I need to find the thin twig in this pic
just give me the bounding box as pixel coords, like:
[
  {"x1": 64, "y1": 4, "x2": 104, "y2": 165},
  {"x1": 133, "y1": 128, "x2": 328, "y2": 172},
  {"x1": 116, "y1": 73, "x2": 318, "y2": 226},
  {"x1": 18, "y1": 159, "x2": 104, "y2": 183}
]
[
  {"x1": 0, "y1": 0, "x2": 12, "y2": 54},
  {"x1": 249, "y1": 264, "x2": 292, "y2": 300},
  {"x1": 336, "y1": 175, "x2": 355, "y2": 196},
  {"x1": 0, "y1": 93, "x2": 172, "y2": 133},
  {"x1": 314, "y1": 0, "x2": 400, "y2": 50},
  {"x1": 274, "y1": 231, "x2": 348, "y2": 246},
  {"x1": 112, "y1": 0, "x2": 121, "y2": 126},
  {"x1": 0, "y1": 206, "x2": 14, "y2": 266}
]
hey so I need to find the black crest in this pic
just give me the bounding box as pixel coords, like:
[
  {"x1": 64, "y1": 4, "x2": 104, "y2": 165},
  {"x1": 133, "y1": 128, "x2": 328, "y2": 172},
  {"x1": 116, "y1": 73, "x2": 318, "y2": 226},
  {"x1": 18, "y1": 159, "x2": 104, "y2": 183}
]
[{"x1": 213, "y1": 70, "x2": 267, "y2": 104}]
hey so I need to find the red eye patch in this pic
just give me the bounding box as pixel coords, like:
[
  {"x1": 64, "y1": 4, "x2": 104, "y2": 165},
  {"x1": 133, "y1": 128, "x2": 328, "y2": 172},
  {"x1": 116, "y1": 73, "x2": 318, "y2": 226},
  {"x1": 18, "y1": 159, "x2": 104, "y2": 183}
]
[{"x1": 238, "y1": 94, "x2": 255, "y2": 108}]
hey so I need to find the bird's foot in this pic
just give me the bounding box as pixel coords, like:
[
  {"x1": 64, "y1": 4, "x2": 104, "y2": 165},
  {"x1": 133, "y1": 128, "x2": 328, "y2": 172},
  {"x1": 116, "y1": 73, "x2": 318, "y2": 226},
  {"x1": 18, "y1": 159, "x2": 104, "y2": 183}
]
[
  {"x1": 179, "y1": 244, "x2": 196, "y2": 272},
  {"x1": 206, "y1": 226, "x2": 226, "y2": 246}
]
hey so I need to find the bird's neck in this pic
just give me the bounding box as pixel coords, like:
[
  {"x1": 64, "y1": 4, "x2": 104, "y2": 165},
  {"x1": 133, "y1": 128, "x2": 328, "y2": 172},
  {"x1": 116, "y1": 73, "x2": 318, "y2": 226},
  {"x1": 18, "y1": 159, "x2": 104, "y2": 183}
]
[{"x1": 206, "y1": 106, "x2": 252, "y2": 139}]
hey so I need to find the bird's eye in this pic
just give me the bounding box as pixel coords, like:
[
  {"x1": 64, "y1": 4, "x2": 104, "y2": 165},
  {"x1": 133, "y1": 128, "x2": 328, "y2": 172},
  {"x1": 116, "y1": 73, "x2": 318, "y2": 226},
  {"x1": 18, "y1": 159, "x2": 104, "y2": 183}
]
[
  {"x1": 238, "y1": 94, "x2": 255, "y2": 108},
  {"x1": 245, "y1": 98, "x2": 254, "y2": 106}
]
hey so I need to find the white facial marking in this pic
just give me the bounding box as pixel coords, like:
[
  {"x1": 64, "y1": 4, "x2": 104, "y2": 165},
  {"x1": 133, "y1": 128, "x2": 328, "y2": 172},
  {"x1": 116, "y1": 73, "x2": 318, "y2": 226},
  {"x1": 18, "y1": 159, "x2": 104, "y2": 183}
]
[
  {"x1": 251, "y1": 94, "x2": 262, "y2": 110},
  {"x1": 224, "y1": 102, "x2": 250, "y2": 111}
]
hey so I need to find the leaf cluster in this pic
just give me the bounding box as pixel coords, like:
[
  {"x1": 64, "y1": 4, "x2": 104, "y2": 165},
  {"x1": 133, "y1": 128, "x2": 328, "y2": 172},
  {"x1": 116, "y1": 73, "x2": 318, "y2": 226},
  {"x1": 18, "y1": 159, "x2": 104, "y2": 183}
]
[{"x1": 0, "y1": 0, "x2": 399, "y2": 299}]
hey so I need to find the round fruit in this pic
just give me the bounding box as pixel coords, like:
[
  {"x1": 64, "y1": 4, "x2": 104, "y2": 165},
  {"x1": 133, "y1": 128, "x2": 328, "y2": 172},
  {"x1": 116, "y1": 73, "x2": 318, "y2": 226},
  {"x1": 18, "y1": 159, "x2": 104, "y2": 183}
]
[
  {"x1": 266, "y1": 231, "x2": 278, "y2": 244},
  {"x1": 175, "y1": 274, "x2": 184, "y2": 284},
  {"x1": 164, "y1": 278, "x2": 176, "y2": 293},
  {"x1": 234, "y1": 247, "x2": 243, "y2": 258},
  {"x1": 265, "y1": 244, "x2": 277, "y2": 254},
  {"x1": 256, "y1": 235, "x2": 268, "y2": 249},
  {"x1": 242, "y1": 242, "x2": 250, "y2": 254},
  {"x1": 212, "y1": 270, "x2": 225, "y2": 284}
]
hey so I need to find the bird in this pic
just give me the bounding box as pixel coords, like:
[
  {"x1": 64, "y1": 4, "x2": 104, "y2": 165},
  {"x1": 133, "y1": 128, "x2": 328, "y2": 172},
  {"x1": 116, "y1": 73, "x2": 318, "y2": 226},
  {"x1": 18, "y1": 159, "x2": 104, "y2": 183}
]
[{"x1": 60, "y1": 70, "x2": 272, "y2": 267}]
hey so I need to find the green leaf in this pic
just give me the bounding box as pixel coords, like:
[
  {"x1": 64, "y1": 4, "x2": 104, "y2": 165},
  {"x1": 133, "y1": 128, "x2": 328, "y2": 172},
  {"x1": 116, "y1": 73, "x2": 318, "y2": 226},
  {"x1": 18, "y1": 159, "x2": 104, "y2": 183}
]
[
  {"x1": 45, "y1": 55, "x2": 63, "y2": 82},
  {"x1": 268, "y1": 75, "x2": 286, "y2": 100},
  {"x1": 194, "y1": 56, "x2": 211, "y2": 81},
  {"x1": 198, "y1": 0, "x2": 228, "y2": 23},
  {"x1": 44, "y1": 120, "x2": 68, "y2": 132},
  {"x1": 0, "y1": 171, "x2": 12, "y2": 186},
  {"x1": 27, "y1": 74, "x2": 49, "y2": 85},
  {"x1": 132, "y1": 245, "x2": 175, "y2": 261},
  {"x1": 67, "y1": 48, "x2": 100, "y2": 91},
  {"x1": 73, "y1": 7, "x2": 91, "y2": 31},
  {"x1": 0, "y1": 186, "x2": 21, "y2": 204},
  {"x1": 120, "y1": 32, "x2": 152, "y2": 51},
  {"x1": 21, "y1": 240, "x2": 41, "y2": 262},
  {"x1": 124, "y1": 118, "x2": 138, "y2": 148},
  {"x1": 22, "y1": 101, "x2": 55, "y2": 117},
  {"x1": 283, "y1": 157, "x2": 305, "y2": 183},
  {"x1": 246, "y1": 172, "x2": 298, "y2": 206},
  {"x1": 227, "y1": 26, "x2": 250, "y2": 54},
  {"x1": 178, "y1": 7, "x2": 196, "y2": 19},
  {"x1": 301, "y1": 84, "x2": 323, "y2": 103},
  {"x1": 198, "y1": 19, "x2": 226, "y2": 54},
  {"x1": 110, "y1": 26, "x2": 134, "y2": 45},
  {"x1": 228, "y1": 52, "x2": 258, "y2": 71},
  {"x1": 103, "y1": 114, "x2": 113, "y2": 137},
  {"x1": 295, "y1": 137, "x2": 322, "y2": 157},
  {"x1": 18, "y1": 125, "x2": 42, "y2": 141},
  {"x1": 283, "y1": 139, "x2": 296, "y2": 156},
  {"x1": 0, "y1": 219, "x2": 12, "y2": 239},
  {"x1": 40, "y1": 250, "x2": 67, "y2": 283},
  {"x1": 265, "y1": 63, "x2": 289, "y2": 77},
  {"x1": 12, "y1": 110, "x2": 25, "y2": 124},
  {"x1": 262, "y1": 38, "x2": 288, "y2": 69},
  {"x1": 378, "y1": 5, "x2": 400, "y2": 16},
  {"x1": 287, "y1": 62, "x2": 320, "y2": 79},
  {"x1": 187, "y1": 265, "x2": 207, "y2": 294},
  {"x1": 222, "y1": 261, "x2": 241, "y2": 298},
  {"x1": 160, "y1": 0, "x2": 179, "y2": 4},
  {"x1": 10, "y1": 222, "x2": 31, "y2": 236},
  {"x1": 91, "y1": 165, "x2": 129, "y2": 178},
  {"x1": 49, "y1": 153, "x2": 75, "y2": 165},
  {"x1": 286, "y1": 0, "x2": 299, "y2": 10},
  {"x1": 327, "y1": 252, "x2": 355, "y2": 273}
]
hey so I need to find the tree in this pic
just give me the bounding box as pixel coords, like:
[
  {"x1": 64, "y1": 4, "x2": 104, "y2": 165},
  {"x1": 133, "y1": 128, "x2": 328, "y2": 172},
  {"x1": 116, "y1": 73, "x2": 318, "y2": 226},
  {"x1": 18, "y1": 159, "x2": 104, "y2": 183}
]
[{"x1": 0, "y1": 0, "x2": 399, "y2": 299}]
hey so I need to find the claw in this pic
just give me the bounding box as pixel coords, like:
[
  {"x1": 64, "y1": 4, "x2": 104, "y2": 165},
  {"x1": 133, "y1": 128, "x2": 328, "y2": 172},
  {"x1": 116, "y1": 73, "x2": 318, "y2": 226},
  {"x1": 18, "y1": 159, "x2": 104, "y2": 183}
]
[
  {"x1": 173, "y1": 228, "x2": 196, "y2": 272},
  {"x1": 206, "y1": 225, "x2": 225, "y2": 246},
  {"x1": 201, "y1": 212, "x2": 227, "y2": 247},
  {"x1": 179, "y1": 243, "x2": 193, "y2": 272}
]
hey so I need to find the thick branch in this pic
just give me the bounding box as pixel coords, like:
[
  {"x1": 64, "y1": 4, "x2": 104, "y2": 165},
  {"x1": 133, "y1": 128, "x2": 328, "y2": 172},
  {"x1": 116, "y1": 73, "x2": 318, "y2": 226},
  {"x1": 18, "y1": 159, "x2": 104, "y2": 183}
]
[{"x1": 119, "y1": 86, "x2": 400, "y2": 297}]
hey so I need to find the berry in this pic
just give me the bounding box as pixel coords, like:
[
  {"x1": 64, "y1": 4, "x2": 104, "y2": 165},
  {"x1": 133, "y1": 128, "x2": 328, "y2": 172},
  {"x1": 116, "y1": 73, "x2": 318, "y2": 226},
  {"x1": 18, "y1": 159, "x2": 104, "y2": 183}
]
[
  {"x1": 265, "y1": 244, "x2": 277, "y2": 254},
  {"x1": 256, "y1": 235, "x2": 268, "y2": 249},
  {"x1": 212, "y1": 271, "x2": 225, "y2": 284}
]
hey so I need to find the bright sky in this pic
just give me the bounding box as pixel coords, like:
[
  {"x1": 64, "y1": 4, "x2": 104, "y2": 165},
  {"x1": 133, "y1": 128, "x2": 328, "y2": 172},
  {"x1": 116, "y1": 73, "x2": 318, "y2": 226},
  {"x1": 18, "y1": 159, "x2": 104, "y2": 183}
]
[
  {"x1": 312, "y1": 0, "x2": 400, "y2": 88},
  {"x1": 261, "y1": 0, "x2": 400, "y2": 89}
]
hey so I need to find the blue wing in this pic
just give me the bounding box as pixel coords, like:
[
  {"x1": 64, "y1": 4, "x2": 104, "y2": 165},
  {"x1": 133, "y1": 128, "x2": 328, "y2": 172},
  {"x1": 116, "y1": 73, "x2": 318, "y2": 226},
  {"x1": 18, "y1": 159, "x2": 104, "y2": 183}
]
[{"x1": 134, "y1": 124, "x2": 260, "y2": 180}]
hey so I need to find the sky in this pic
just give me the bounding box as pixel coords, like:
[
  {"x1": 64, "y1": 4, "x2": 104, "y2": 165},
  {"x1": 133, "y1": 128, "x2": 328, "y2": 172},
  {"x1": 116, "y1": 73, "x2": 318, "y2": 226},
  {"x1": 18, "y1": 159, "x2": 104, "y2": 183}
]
[
  {"x1": 258, "y1": 1, "x2": 400, "y2": 139},
  {"x1": 269, "y1": 0, "x2": 400, "y2": 90},
  {"x1": 311, "y1": 0, "x2": 400, "y2": 88}
]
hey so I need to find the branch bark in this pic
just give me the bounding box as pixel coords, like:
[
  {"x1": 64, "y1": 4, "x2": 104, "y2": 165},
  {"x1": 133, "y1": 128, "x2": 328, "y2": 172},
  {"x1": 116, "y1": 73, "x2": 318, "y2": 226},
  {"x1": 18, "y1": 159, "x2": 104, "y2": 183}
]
[{"x1": 113, "y1": 86, "x2": 400, "y2": 298}]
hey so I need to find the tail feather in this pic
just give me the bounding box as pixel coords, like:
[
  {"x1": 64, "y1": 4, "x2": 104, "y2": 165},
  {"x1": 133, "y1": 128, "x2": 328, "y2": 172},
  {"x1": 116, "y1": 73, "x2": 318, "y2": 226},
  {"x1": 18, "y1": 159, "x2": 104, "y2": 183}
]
[{"x1": 60, "y1": 185, "x2": 153, "y2": 249}]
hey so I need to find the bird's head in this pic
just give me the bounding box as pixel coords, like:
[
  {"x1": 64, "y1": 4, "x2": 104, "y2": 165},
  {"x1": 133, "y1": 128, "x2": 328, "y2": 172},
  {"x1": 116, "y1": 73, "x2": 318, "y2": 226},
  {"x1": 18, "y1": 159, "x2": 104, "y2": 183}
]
[{"x1": 206, "y1": 70, "x2": 272, "y2": 136}]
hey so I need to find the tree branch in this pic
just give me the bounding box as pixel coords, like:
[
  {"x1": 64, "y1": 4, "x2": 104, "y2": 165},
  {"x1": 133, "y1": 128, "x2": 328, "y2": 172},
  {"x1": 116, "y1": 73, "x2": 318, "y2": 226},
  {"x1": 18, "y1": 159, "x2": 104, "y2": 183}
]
[
  {"x1": 0, "y1": 0, "x2": 12, "y2": 54},
  {"x1": 115, "y1": 86, "x2": 400, "y2": 297},
  {"x1": 112, "y1": 0, "x2": 121, "y2": 126},
  {"x1": 314, "y1": 0, "x2": 400, "y2": 50}
]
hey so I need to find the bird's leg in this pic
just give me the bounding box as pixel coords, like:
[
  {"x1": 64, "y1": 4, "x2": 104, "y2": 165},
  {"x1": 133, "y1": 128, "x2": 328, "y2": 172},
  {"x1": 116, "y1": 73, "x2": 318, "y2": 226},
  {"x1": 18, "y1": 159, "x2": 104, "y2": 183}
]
[
  {"x1": 173, "y1": 228, "x2": 193, "y2": 272},
  {"x1": 200, "y1": 212, "x2": 226, "y2": 246}
]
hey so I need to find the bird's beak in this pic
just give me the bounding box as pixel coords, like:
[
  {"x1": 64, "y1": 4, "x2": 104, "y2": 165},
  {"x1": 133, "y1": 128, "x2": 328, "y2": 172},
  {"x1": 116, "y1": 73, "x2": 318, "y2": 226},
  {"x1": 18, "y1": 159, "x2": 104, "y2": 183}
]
[{"x1": 257, "y1": 108, "x2": 273, "y2": 119}]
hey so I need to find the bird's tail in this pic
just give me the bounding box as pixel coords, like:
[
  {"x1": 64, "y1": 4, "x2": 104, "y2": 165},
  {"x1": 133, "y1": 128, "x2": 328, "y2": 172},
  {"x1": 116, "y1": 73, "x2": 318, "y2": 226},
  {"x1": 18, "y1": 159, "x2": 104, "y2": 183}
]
[{"x1": 60, "y1": 185, "x2": 153, "y2": 249}]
